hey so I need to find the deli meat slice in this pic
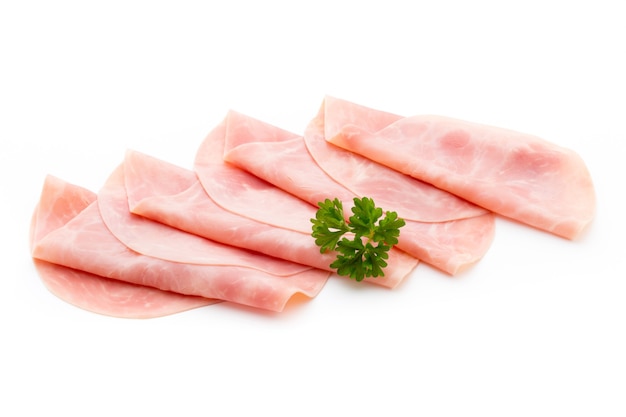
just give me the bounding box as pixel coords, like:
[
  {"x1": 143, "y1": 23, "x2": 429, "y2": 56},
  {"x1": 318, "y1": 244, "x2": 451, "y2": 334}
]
[
  {"x1": 31, "y1": 170, "x2": 331, "y2": 312},
  {"x1": 125, "y1": 150, "x2": 337, "y2": 273},
  {"x1": 127, "y1": 147, "x2": 417, "y2": 288},
  {"x1": 323, "y1": 96, "x2": 596, "y2": 239},
  {"x1": 192, "y1": 114, "x2": 419, "y2": 286},
  {"x1": 223, "y1": 109, "x2": 495, "y2": 275},
  {"x1": 30, "y1": 175, "x2": 217, "y2": 318},
  {"x1": 100, "y1": 160, "x2": 311, "y2": 275}
]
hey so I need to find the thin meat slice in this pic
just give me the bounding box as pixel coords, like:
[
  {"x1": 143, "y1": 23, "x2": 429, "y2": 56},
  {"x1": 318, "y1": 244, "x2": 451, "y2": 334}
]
[
  {"x1": 30, "y1": 259, "x2": 217, "y2": 319},
  {"x1": 125, "y1": 150, "x2": 336, "y2": 272},
  {"x1": 32, "y1": 176, "x2": 330, "y2": 313},
  {"x1": 193, "y1": 113, "x2": 419, "y2": 286},
  {"x1": 30, "y1": 175, "x2": 217, "y2": 318},
  {"x1": 128, "y1": 149, "x2": 418, "y2": 288},
  {"x1": 99, "y1": 161, "x2": 310, "y2": 276},
  {"x1": 195, "y1": 112, "x2": 313, "y2": 231},
  {"x1": 223, "y1": 108, "x2": 495, "y2": 275},
  {"x1": 324, "y1": 96, "x2": 596, "y2": 239}
]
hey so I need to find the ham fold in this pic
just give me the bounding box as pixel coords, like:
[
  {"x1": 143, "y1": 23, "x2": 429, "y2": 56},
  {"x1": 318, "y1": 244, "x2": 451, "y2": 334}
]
[
  {"x1": 126, "y1": 138, "x2": 418, "y2": 287},
  {"x1": 223, "y1": 108, "x2": 495, "y2": 275},
  {"x1": 30, "y1": 175, "x2": 218, "y2": 318},
  {"x1": 192, "y1": 114, "x2": 419, "y2": 286},
  {"x1": 125, "y1": 150, "x2": 336, "y2": 273},
  {"x1": 322, "y1": 96, "x2": 596, "y2": 239},
  {"x1": 31, "y1": 165, "x2": 331, "y2": 312}
]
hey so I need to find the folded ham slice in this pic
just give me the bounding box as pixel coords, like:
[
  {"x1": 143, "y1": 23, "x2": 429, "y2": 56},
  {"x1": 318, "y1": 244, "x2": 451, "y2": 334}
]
[
  {"x1": 127, "y1": 148, "x2": 418, "y2": 287},
  {"x1": 192, "y1": 114, "x2": 419, "y2": 286},
  {"x1": 323, "y1": 96, "x2": 596, "y2": 239},
  {"x1": 125, "y1": 150, "x2": 336, "y2": 273},
  {"x1": 31, "y1": 168, "x2": 331, "y2": 312},
  {"x1": 101, "y1": 161, "x2": 311, "y2": 275},
  {"x1": 30, "y1": 175, "x2": 218, "y2": 318},
  {"x1": 222, "y1": 108, "x2": 495, "y2": 275}
]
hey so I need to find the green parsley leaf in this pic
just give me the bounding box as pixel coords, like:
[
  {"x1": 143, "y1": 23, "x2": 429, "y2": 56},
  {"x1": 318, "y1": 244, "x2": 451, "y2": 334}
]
[
  {"x1": 310, "y1": 197, "x2": 405, "y2": 282},
  {"x1": 310, "y1": 198, "x2": 350, "y2": 253}
]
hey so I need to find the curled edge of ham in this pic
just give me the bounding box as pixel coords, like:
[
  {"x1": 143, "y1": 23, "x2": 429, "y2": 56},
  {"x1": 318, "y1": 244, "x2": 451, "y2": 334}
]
[
  {"x1": 31, "y1": 174, "x2": 331, "y2": 313},
  {"x1": 221, "y1": 108, "x2": 495, "y2": 275},
  {"x1": 29, "y1": 175, "x2": 218, "y2": 319},
  {"x1": 324, "y1": 96, "x2": 596, "y2": 240},
  {"x1": 191, "y1": 115, "x2": 419, "y2": 287},
  {"x1": 98, "y1": 159, "x2": 313, "y2": 276}
]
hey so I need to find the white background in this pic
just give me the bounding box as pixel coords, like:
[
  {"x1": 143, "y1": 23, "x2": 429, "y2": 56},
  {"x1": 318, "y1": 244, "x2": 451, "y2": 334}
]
[{"x1": 2, "y1": 1, "x2": 624, "y2": 416}]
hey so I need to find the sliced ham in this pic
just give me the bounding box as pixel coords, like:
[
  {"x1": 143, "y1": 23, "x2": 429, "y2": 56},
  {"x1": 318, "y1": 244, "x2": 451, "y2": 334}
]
[
  {"x1": 30, "y1": 175, "x2": 217, "y2": 318},
  {"x1": 30, "y1": 260, "x2": 217, "y2": 319},
  {"x1": 128, "y1": 147, "x2": 418, "y2": 288},
  {"x1": 31, "y1": 171, "x2": 331, "y2": 312},
  {"x1": 193, "y1": 114, "x2": 420, "y2": 285},
  {"x1": 223, "y1": 108, "x2": 496, "y2": 275},
  {"x1": 323, "y1": 96, "x2": 596, "y2": 239},
  {"x1": 125, "y1": 150, "x2": 336, "y2": 273},
  {"x1": 100, "y1": 161, "x2": 310, "y2": 275}
]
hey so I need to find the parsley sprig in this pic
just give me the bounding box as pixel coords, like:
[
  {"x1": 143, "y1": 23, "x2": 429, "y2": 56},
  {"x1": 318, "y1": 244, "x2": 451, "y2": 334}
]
[{"x1": 311, "y1": 197, "x2": 406, "y2": 282}]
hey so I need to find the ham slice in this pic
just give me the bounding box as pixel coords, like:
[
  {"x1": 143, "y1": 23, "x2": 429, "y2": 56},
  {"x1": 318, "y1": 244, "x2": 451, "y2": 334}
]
[
  {"x1": 100, "y1": 161, "x2": 310, "y2": 275},
  {"x1": 31, "y1": 168, "x2": 331, "y2": 312},
  {"x1": 30, "y1": 175, "x2": 217, "y2": 318},
  {"x1": 125, "y1": 150, "x2": 337, "y2": 273},
  {"x1": 192, "y1": 114, "x2": 419, "y2": 286},
  {"x1": 323, "y1": 96, "x2": 596, "y2": 239},
  {"x1": 127, "y1": 147, "x2": 418, "y2": 288},
  {"x1": 223, "y1": 108, "x2": 495, "y2": 275}
]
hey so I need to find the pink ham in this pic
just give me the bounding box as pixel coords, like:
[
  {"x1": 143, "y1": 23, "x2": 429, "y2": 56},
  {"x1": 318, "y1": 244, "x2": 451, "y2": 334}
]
[
  {"x1": 223, "y1": 108, "x2": 496, "y2": 275},
  {"x1": 125, "y1": 150, "x2": 337, "y2": 273},
  {"x1": 100, "y1": 161, "x2": 311, "y2": 275},
  {"x1": 192, "y1": 113, "x2": 420, "y2": 285},
  {"x1": 324, "y1": 96, "x2": 596, "y2": 239},
  {"x1": 32, "y1": 171, "x2": 331, "y2": 312},
  {"x1": 126, "y1": 147, "x2": 418, "y2": 288},
  {"x1": 30, "y1": 175, "x2": 217, "y2": 318}
]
